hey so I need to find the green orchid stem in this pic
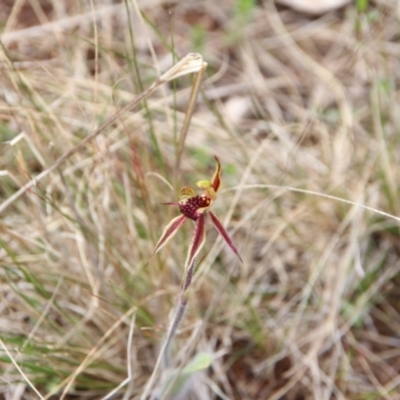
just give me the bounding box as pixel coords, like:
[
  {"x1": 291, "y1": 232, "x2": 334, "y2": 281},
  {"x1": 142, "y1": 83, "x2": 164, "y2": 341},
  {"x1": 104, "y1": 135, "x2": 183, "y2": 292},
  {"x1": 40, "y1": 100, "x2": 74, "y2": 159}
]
[
  {"x1": 162, "y1": 294, "x2": 188, "y2": 368},
  {"x1": 183, "y1": 259, "x2": 196, "y2": 292},
  {"x1": 163, "y1": 258, "x2": 196, "y2": 367}
]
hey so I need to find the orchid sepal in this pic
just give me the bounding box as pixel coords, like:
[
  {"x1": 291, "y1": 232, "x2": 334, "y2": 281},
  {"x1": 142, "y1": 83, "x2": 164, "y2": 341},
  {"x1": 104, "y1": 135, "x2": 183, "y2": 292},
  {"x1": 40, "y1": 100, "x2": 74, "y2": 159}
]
[
  {"x1": 150, "y1": 214, "x2": 187, "y2": 258},
  {"x1": 184, "y1": 213, "x2": 206, "y2": 270},
  {"x1": 209, "y1": 211, "x2": 243, "y2": 263},
  {"x1": 210, "y1": 156, "x2": 221, "y2": 193}
]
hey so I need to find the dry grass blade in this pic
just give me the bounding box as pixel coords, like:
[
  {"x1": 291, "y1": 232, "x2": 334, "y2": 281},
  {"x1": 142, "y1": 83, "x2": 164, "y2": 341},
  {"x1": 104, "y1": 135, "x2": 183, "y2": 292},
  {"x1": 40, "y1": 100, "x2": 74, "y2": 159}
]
[{"x1": 175, "y1": 61, "x2": 208, "y2": 172}]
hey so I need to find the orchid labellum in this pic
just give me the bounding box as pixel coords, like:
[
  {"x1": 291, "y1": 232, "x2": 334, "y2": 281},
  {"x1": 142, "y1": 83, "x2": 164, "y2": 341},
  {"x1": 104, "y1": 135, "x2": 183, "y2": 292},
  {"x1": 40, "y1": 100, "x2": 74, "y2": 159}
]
[{"x1": 151, "y1": 157, "x2": 242, "y2": 270}]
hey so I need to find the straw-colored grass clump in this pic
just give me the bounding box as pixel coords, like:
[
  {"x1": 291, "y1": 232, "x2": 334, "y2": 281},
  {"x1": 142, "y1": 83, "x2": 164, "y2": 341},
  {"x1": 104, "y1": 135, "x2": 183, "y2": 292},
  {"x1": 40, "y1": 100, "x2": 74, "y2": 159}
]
[{"x1": 1, "y1": 1, "x2": 400, "y2": 399}]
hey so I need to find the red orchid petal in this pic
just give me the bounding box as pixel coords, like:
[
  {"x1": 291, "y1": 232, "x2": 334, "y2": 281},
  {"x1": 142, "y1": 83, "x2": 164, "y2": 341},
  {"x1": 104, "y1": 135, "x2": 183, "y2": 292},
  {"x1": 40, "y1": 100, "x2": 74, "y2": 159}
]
[
  {"x1": 184, "y1": 213, "x2": 206, "y2": 270},
  {"x1": 211, "y1": 156, "x2": 222, "y2": 194},
  {"x1": 209, "y1": 211, "x2": 243, "y2": 262},
  {"x1": 151, "y1": 214, "x2": 187, "y2": 258}
]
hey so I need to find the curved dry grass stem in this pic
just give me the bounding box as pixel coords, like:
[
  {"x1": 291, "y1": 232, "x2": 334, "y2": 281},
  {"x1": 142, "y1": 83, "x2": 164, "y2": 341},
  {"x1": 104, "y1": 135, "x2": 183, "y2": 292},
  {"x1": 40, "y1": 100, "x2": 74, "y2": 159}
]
[
  {"x1": 175, "y1": 61, "x2": 208, "y2": 173},
  {"x1": 0, "y1": 339, "x2": 45, "y2": 400},
  {"x1": 228, "y1": 184, "x2": 400, "y2": 224}
]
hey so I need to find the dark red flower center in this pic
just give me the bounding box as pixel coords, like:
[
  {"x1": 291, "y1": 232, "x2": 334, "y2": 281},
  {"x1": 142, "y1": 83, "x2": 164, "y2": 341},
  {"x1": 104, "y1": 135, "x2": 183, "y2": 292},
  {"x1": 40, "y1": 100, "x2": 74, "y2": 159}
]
[{"x1": 179, "y1": 195, "x2": 211, "y2": 220}]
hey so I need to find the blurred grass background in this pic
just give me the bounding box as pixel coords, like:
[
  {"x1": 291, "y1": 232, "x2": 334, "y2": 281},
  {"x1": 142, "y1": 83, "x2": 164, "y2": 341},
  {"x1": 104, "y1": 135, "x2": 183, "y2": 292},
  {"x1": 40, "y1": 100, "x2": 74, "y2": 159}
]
[{"x1": 1, "y1": 0, "x2": 400, "y2": 399}]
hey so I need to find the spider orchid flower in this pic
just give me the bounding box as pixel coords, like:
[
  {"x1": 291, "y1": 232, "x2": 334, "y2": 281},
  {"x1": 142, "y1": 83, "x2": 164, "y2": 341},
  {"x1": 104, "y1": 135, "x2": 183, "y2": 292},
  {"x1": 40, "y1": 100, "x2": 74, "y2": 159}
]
[{"x1": 151, "y1": 157, "x2": 243, "y2": 270}]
